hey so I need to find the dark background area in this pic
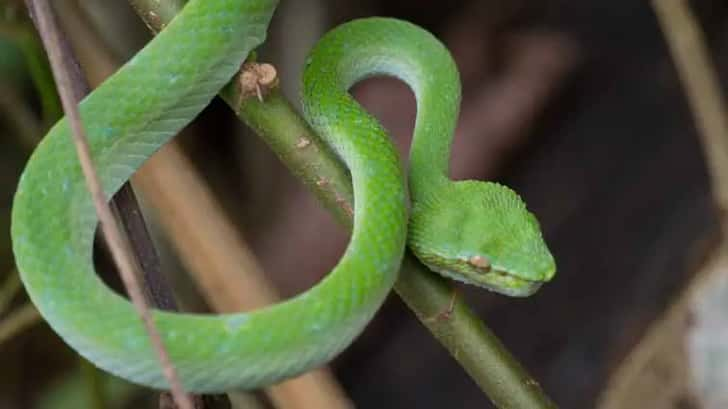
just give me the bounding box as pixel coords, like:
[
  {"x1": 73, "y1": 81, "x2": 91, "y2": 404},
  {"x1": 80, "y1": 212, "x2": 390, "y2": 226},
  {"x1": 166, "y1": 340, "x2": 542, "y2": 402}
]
[
  {"x1": 1, "y1": 0, "x2": 728, "y2": 408},
  {"x1": 331, "y1": 1, "x2": 723, "y2": 408}
]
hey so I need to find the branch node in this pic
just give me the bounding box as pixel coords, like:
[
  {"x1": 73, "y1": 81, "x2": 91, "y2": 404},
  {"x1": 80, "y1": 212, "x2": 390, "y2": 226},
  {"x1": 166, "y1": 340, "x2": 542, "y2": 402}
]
[
  {"x1": 296, "y1": 136, "x2": 311, "y2": 149},
  {"x1": 425, "y1": 288, "x2": 458, "y2": 323},
  {"x1": 238, "y1": 62, "x2": 278, "y2": 103}
]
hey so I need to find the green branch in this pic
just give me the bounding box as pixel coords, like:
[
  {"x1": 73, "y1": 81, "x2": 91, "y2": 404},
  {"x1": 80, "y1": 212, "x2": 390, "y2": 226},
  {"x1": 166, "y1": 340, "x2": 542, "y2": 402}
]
[{"x1": 127, "y1": 2, "x2": 557, "y2": 408}]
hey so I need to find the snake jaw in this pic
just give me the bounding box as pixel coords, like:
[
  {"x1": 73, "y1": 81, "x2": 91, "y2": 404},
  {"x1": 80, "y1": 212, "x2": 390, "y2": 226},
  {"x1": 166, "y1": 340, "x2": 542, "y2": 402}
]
[
  {"x1": 408, "y1": 243, "x2": 547, "y2": 297},
  {"x1": 426, "y1": 262, "x2": 544, "y2": 297}
]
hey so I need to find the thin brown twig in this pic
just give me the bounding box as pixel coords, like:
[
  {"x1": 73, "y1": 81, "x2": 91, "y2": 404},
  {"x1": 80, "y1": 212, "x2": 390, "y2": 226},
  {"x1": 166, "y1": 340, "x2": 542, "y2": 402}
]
[
  {"x1": 37, "y1": 0, "x2": 181, "y2": 315},
  {"x1": 111, "y1": 185, "x2": 178, "y2": 311},
  {"x1": 596, "y1": 243, "x2": 725, "y2": 409},
  {"x1": 652, "y1": 0, "x2": 728, "y2": 212},
  {"x1": 0, "y1": 302, "x2": 42, "y2": 346},
  {"x1": 64, "y1": 2, "x2": 350, "y2": 407},
  {"x1": 0, "y1": 270, "x2": 22, "y2": 315},
  {"x1": 136, "y1": 142, "x2": 353, "y2": 409},
  {"x1": 1, "y1": 8, "x2": 178, "y2": 314},
  {"x1": 596, "y1": 1, "x2": 728, "y2": 407},
  {"x1": 23, "y1": 1, "x2": 193, "y2": 408}
]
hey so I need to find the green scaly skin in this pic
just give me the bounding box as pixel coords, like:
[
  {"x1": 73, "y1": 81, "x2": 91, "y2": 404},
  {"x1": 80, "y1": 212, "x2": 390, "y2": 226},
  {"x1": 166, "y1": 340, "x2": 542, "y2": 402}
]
[{"x1": 11, "y1": 0, "x2": 555, "y2": 392}]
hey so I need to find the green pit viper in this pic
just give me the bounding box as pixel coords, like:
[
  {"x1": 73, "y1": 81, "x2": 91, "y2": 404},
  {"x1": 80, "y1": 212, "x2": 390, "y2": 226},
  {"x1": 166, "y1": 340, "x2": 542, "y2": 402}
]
[{"x1": 11, "y1": 0, "x2": 555, "y2": 391}]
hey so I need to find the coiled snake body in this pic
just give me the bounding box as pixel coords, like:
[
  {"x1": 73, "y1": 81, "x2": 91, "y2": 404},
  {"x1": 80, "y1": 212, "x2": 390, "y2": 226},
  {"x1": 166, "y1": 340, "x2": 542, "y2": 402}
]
[{"x1": 11, "y1": 0, "x2": 555, "y2": 391}]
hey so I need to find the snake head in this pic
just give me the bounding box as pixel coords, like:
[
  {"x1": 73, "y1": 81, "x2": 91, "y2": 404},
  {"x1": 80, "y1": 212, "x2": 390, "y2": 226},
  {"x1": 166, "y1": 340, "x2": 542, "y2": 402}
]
[{"x1": 408, "y1": 181, "x2": 556, "y2": 297}]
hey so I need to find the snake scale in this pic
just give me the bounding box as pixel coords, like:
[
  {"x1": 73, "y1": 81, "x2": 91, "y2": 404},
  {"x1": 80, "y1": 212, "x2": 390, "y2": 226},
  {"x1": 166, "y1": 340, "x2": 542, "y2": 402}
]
[{"x1": 11, "y1": 0, "x2": 555, "y2": 391}]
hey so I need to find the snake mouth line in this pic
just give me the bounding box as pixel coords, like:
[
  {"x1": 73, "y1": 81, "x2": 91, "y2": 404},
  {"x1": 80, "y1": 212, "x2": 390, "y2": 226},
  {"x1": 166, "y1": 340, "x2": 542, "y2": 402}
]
[
  {"x1": 429, "y1": 265, "x2": 544, "y2": 297},
  {"x1": 481, "y1": 269, "x2": 544, "y2": 297}
]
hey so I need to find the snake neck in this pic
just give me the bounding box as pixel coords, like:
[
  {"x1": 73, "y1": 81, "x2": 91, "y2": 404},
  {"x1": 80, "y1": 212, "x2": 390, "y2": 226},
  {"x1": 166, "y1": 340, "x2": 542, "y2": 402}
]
[
  {"x1": 301, "y1": 18, "x2": 461, "y2": 202},
  {"x1": 408, "y1": 102, "x2": 455, "y2": 200},
  {"x1": 402, "y1": 34, "x2": 461, "y2": 201}
]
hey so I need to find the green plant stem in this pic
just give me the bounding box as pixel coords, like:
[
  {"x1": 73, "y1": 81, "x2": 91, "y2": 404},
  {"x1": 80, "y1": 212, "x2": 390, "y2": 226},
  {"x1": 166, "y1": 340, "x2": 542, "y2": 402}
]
[
  {"x1": 0, "y1": 21, "x2": 62, "y2": 126},
  {"x1": 228, "y1": 88, "x2": 556, "y2": 409},
  {"x1": 0, "y1": 302, "x2": 42, "y2": 346},
  {"x1": 130, "y1": 3, "x2": 557, "y2": 408},
  {"x1": 18, "y1": 29, "x2": 62, "y2": 125},
  {"x1": 80, "y1": 358, "x2": 107, "y2": 409}
]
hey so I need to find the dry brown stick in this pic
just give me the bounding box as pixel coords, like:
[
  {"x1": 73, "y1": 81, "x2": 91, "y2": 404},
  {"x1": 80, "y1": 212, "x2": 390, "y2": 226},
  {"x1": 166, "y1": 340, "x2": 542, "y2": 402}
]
[
  {"x1": 23, "y1": 2, "x2": 193, "y2": 408},
  {"x1": 596, "y1": 244, "x2": 726, "y2": 409},
  {"x1": 14, "y1": 0, "x2": 177, "y2": 311},
  {"x1": 60, "y1": 2, "x2": 351, "y2": 407},
  {"x1": 652, "y1": 0, "x2": 728, "y2": 211},
  {"x1": 597, "y1": 1, "x2": 728, "y2": 407},
  {"x1": 136, "y1": 142, "x2": 353, "y2": 409},
  {"x1": 48, "y1": 0, "x2": 181, "y2": 312},
  {"x1": 136, "y1": 144, "x2": 279, "y2": 312},
  {"x1": 2, "y1": 6, "x2": 177, "y2": 311},
  {"x1": 0, "y1": 302, "x2": 42, "y2": 346},
  {"x1": 2, "y1": 14, "x2": 195, "y2": 405},
  {"x1": 0, "y1": 270, "x2": 22, "y2": 315},
  {"x1": 112, "y1": 185, "x2": 178, "y2": 311}
]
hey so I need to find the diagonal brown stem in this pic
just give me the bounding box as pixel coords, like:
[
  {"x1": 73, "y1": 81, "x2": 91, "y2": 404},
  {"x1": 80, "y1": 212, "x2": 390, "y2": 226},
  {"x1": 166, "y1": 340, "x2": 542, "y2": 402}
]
[{"x1": 23, "y1": 1, "x2": 193, "y2": 408}]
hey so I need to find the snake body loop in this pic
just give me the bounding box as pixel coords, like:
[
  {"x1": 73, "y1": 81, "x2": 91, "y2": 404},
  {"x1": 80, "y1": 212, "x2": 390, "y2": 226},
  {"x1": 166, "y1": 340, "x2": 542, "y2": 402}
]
[{"x1": 12, "y1": 1, "x2": 555, "y2": 391}]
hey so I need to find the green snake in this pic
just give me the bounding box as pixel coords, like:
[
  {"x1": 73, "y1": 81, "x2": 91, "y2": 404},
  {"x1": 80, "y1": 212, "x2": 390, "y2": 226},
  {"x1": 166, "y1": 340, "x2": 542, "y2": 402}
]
[{"x1": 11, "y1": 0, "x2": 555, "y2": 392}]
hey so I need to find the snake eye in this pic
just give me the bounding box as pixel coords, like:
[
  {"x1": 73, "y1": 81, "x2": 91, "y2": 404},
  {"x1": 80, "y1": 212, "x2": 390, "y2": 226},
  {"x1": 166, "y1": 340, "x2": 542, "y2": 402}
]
[{"x1": 468, "y1": 255, "x2": 491, "y2": 272}]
